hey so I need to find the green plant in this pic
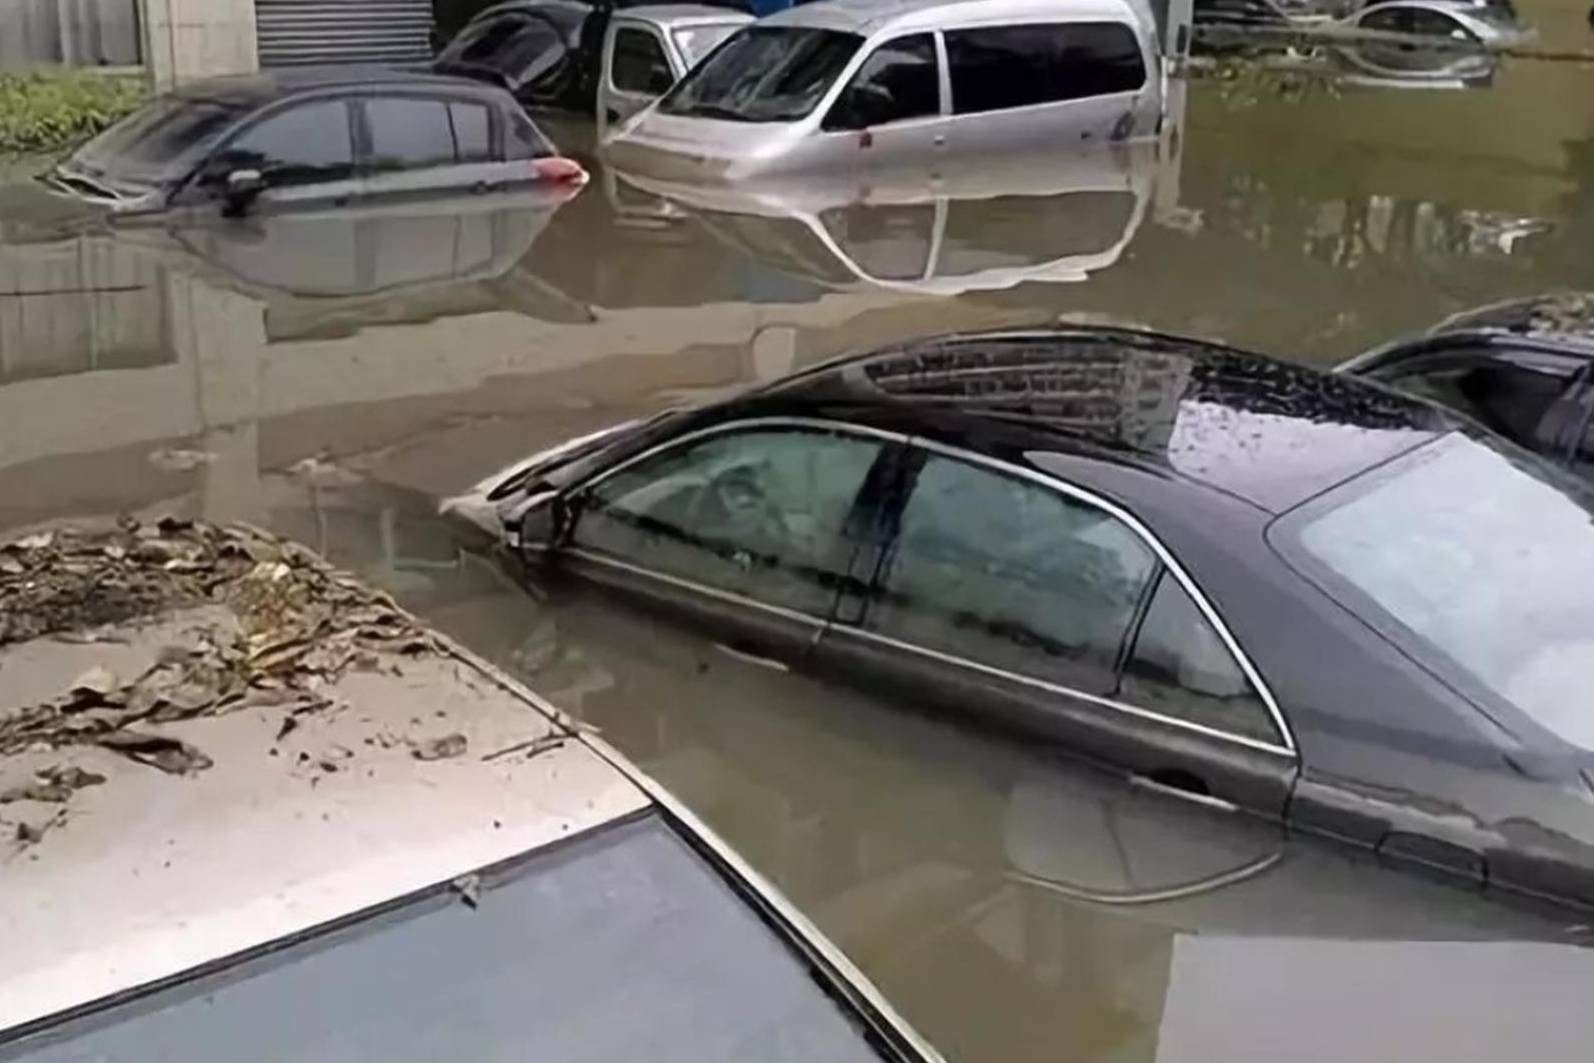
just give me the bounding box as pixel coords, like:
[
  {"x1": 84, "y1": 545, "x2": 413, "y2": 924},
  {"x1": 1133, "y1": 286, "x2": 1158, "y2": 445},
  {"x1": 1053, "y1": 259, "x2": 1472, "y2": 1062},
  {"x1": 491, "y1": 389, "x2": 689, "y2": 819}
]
[{"x1": 0, "y1": 68, "x2": 148, "y2": 156}]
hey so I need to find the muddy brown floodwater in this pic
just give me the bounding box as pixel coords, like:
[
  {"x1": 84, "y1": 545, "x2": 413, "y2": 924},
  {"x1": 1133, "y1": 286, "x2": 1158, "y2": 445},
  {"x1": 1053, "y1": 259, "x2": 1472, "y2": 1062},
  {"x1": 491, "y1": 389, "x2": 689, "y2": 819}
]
[{"x1": 5, "y1": 49, "x2": 1594, "y2": 1062}]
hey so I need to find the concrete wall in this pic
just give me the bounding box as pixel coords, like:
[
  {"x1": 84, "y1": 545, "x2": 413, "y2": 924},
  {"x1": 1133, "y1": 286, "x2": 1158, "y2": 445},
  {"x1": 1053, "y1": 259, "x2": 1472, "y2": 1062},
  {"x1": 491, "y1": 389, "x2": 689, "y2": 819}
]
[{"x1": 141, "y1": 0, "x2": 257, "y2": 89}]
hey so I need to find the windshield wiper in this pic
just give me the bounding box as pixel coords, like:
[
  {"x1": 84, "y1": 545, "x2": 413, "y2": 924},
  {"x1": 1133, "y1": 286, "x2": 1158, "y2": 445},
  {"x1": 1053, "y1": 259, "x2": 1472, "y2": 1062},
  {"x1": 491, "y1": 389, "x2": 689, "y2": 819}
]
[{"x1": 673, "y1": 101, "x2": 752, "y2": 121}]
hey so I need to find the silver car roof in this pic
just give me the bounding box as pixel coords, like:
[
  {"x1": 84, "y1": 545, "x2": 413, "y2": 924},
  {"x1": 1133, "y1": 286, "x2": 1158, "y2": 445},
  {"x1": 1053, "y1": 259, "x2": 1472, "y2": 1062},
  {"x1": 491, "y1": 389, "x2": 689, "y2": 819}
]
[
  {"x1": 615, "y1": 3, "x2": 756, "y2": 30},
  {"x1": 760, "y1": 0, "x2": 1148, "y2": 36}
]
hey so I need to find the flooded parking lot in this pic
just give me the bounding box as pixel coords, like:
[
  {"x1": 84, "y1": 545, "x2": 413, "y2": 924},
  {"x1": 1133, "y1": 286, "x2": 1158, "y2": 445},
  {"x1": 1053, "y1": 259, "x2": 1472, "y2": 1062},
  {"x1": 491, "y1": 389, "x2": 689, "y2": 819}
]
[{"x1": 6, "y1": 38, "x2": 1594, "y2": 1060}]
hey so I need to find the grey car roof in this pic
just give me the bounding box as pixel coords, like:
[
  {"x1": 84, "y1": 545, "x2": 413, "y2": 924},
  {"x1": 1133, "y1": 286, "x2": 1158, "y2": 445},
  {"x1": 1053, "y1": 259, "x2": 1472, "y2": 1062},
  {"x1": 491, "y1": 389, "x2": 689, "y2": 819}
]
[
  {"x1": 760, "y1": 0, "x2": 1144, "y2": 35},
  {"x1": 617, "y1": 3, "x2": 755, "y2": 28}
]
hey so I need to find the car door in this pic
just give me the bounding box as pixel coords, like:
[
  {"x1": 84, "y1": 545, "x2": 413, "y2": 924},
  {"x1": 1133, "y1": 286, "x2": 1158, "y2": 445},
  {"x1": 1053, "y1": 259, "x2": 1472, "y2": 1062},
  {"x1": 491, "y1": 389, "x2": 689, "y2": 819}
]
[
  {"x1": 557, "y1": 422, "x2": 900, "y2": 668},
  {"x1": 602, "y1": 22, "x2": 677, "y2": 133},
  {"x1": 816, "y1": 444, "x2": 1298, "y2": 817},
  {"x1": 356, "y1": 94, "x2": 507, "y2": 203},
  {"x1": 940, "y1": 22, "x2": 1155, "y2": 155},
  {"x1": 177, "y1": 98, "x2": 361, "y2": 214},
  {"x1": 801, "y1": 33, "x2": 945, "y2": 175}
]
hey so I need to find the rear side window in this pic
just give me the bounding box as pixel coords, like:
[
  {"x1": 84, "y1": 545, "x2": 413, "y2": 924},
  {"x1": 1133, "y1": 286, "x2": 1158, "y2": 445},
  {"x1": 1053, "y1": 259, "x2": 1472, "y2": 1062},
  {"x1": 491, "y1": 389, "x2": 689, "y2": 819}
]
[
  {"x1": 505, "y1": 110, "x2": 554, "y2": 159},
  {"x1": 1118, "y1": 572, "x2": 1277, "y2": 744},
  {"x1": 822, "y1": 33, "x2": 939, "y2": 131},
  {"x1": 946, "y1": 22, "x2": 1145, "y2": 115},
  {"x1": 613, "y1": 27, "x2": 674, "y2": 95},
  {"x1": 366, "y1": 97, "x2": 457, "y2": 169},
  {"x1": 867, "y1": 455, "x2": 1157, "y2": 691}
]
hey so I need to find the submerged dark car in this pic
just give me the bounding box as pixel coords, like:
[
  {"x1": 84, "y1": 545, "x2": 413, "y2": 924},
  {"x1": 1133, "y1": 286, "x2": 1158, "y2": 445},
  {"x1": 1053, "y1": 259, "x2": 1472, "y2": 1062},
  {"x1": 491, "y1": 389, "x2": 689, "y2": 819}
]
[
  {"x1": 456, "y1": 327, "x2": 1594, "y2": 911},
  {"x1": 44, "y1": 67, "x2": 586, "y2": 218},
  {"x1": 1340, "y1": 294, "x2": 1594, "y2": 484}
]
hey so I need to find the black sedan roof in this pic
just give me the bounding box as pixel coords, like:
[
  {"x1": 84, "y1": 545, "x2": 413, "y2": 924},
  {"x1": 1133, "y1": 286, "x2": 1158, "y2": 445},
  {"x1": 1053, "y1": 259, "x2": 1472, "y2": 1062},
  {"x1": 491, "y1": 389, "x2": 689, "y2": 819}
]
[
  {"x1": 170, "y1": 66, "x2": 495, "y2": 109},
  {"x1": 742, "y1": 328, "x2": 1457, "y2": 514}
]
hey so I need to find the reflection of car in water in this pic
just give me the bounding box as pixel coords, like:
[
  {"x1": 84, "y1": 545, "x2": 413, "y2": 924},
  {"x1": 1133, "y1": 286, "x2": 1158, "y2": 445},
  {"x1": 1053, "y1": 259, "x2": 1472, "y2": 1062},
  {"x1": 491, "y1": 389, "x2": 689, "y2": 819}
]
[
  {"x1": 605, "y1": 0, "x2": 1164, "y2": 182},
  {"x1": 122, "y1": 184, "x2": 591, "y2": 340},
  {"x1": 1340, "y1": 293, "x2": 1594, "y2": 485},
  {"x1": 618, "y1": 143, "x2": 1155, "y2": 294},
  {"x1": 43, "y1": 68, "x2": 586, "y2": 219},
  {"x1": 451, "y1": 326, "x2": 1594, "y2": 914}
]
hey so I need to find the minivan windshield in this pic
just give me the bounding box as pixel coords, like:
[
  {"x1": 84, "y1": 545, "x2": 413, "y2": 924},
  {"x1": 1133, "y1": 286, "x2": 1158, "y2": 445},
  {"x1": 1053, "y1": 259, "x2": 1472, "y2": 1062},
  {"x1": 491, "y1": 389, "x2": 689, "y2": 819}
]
[
  {"x1": 66, "y1": 97, "x2": 244, "y2": 186},
  {"x1": 1285, "y1": 432, "x2": 1594, "y2": 750},
  {"x1": 659, "y1": 26, "x2": 862, "y2": 122}
]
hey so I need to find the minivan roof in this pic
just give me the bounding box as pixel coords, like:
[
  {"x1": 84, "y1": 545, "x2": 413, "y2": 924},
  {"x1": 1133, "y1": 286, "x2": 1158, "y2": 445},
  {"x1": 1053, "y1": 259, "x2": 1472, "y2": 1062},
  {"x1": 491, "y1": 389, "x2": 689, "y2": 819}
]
[
  {"x1": 761, "y1": 0, "x2": 1147, "y2": 36},
  {"x1": 617, "y1": 3, "x2": 756, "y2": 29}
]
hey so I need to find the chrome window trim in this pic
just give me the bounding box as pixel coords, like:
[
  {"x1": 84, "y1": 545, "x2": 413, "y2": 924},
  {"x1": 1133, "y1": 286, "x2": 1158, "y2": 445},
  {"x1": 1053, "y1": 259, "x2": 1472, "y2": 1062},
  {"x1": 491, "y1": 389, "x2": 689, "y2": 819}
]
[{"x1": 565, "y1": 415, "x2": 1298, "y2": 758}]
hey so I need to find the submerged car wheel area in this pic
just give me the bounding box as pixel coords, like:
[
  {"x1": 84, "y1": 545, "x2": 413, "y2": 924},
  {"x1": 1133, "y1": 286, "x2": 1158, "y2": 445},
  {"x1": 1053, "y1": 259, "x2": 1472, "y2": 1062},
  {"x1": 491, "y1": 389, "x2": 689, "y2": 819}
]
[{"x1": 458, "y1": 327, "x2": 1594, "y2": 912}]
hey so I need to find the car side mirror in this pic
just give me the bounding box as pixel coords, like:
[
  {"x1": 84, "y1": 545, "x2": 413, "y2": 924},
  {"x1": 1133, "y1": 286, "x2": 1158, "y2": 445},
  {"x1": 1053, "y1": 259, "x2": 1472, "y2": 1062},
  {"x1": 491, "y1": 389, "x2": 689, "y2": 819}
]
[
  {"x1": 222, "y1": 168, "x2": 265, "y2": 214},
  {"x1": 517, "y1": 489, "x2": 573, "y2": 558}
]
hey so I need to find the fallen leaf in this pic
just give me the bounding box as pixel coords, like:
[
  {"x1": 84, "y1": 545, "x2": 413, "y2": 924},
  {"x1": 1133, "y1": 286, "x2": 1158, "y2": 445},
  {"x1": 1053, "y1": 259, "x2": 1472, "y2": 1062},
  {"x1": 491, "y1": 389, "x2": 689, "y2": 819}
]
[
  {"x1": 412, "y1": 733, "x2": 468, "y2": 761},
  {"x1": 98, "y1": 732, "x2": 213, "y2": 775}
]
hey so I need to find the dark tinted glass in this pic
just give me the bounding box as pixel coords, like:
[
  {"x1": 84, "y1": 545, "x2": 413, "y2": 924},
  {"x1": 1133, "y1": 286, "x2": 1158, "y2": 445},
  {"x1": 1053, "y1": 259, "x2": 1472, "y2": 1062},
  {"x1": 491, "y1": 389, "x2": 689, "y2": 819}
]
[
  {"x1": 660, "y1": 27, "x2": 862, "y2": 122},
  {"x1": 817, "y1": 203, "x2": 935, "y2": 281},
  {"x1": 937, "y1": 191, "x2": 1137, "y2": 276},
  {"x1": 450, "y1": 102, "x2": 492, "y2": 162},
  {"x1": 613, "y1": 27, "x2": 675, "y2": 95},
  {"x1": 1373, "y1": 354, "x2": 1576, "y2": 452},
  {"x1": 70, "y1": 99, "x2": 244, "y2": 184},
  {"x1": 11, "y1": 816, "x2": 889, "y2": 1063},
  {"x1": 822, "y1": 33, "x2": 938, "y2": 131},
  {"x1": 573, "y1": 428, "x2": 883, "y2": 616},
  {"x1": 1118, "y1": 572, "x2": 1276, "y2": 744},
  {"x1": 366, "y1": 98, "x2": 458, "y2": 169},
  {"x1": 868, "y1": 455, "x2": 1157, "y2": 691},
  {"x1": 946, "y1": 22, "x2": 1144, "y2": 115},
  {"x1": 218, "y1": 101, "x2": 353, "y2": 182},
  {"x1": 505, "y1": 111, "x2": 554, "y2": 159}
]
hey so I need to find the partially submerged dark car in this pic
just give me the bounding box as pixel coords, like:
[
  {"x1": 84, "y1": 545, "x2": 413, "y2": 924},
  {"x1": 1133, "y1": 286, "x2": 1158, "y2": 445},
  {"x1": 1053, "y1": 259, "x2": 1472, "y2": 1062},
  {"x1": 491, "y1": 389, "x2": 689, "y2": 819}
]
[
  {"x1": 43, "y1": 67, "x2": 586, "y2": 218},
  {"x1": 454, "y1": 327, "x2": 1594, "y2": 910},
  {"x1": 1341, "y1": 293, "x2": 1594, "y2": 483}
]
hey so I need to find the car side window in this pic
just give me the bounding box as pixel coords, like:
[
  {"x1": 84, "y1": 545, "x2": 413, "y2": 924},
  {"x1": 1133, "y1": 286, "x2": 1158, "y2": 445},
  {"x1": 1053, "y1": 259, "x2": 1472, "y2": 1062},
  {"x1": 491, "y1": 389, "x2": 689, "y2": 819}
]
[
  {"x1": 572, "y1": 428, "x2": 885, "y2": 617},
  {"x1": 945, "y1": 22, "x2": 1144, "y2": 116},
  {"x1": 867, "y1": 455, "x2": 1157, "y2": 692},
  {"x1": 1118, "y1": 572, "x2": 1279, "y2": 744},
  {"x1": 365, "y1": 97, "x2": 459, "y2": 171},
  {"x1": 450, "y1": 101, "x2": 493, "y2": 162},
  {"x1": 1373, "y1": 353, "x2": 1579, "y2": 452},
  {"x1": 504, "y1": 110, "x2": 554, "y2": 160},
  {"x1": 822, "y1": 33, "x2": 939, "y2": 132},
  {"x1": 214, "y1": 100, "x2": 354, "y2": 185},
  {"x1": 613, "y1": 27, "x2": 674, "y2": 95}
]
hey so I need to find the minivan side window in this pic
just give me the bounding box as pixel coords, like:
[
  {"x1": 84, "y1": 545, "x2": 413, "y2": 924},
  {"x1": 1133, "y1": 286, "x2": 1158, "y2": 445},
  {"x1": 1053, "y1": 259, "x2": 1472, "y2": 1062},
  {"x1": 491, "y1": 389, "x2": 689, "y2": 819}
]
[
  {"x1": 822, "y1": 34, "x2": 939, "y2": 131},
  {"x1": 1118, "y1": 572, "x2": 1278, "y2": 744},
  {"x1": 214, "y1": 101, "x2": 354, "y2": 185},
  {"x1": 945, "y1": 23, "x2": 1145, "y2": 115},
  {"x1": 365, "y1": 97, "x2": 458, "y2": 170},
  {"x1": 865, "y1": 455, "x2": 1157, "y2": 692},
  {"x1": 613, "y1": 27, "x2": 675, "y2": 95},
  {"x1": 572, "y1": 428, "x2": 886, "y2": 617}
]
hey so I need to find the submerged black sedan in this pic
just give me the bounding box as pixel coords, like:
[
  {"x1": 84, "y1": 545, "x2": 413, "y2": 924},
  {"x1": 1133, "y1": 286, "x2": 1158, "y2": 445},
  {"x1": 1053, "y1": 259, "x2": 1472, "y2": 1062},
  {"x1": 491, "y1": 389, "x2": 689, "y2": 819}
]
[{"x1": 456, "y1": 327, "x2": 1594, "y2": 910}]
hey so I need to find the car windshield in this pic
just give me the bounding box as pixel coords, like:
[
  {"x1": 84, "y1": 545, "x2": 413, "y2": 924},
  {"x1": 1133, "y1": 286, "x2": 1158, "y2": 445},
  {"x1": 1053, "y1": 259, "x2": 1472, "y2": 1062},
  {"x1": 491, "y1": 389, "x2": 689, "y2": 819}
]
[
  {"x1": 66, "y1": 97, "x2": 244, "y2": 186},
  {"x1": 673, "y1": 22, "x2": 747, "y2": 69},
  {"x1": 658, "y1": 26, "x2": 862, "y2": 122},
  {"x1": 1286, "y1": 432, "x2": 1594, "y2": 749},
  {"x1": 6, "y1": 814, "x2": 889, "y2": 1063}
]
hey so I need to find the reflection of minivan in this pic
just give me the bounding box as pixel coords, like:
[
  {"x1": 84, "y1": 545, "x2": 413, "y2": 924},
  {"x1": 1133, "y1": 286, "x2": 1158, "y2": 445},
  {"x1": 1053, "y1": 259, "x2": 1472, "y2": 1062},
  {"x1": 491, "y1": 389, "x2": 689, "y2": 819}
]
[{"x1": 604, "y1": 0, "x2": 1163, "y2": 181}]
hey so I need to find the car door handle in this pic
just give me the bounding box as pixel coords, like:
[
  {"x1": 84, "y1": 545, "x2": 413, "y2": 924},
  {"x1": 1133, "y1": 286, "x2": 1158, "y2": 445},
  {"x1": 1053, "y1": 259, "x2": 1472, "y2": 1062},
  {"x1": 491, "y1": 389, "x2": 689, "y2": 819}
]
[
  {"x1": 1130, "y1": 772, "x2": 1237, "y2": 813},
  {"x1": 932, "y1": 134, "x2": 946, "y2": 147},
  {"x1": 712, "y1": 642, "x2": 790, "y2": 672}
]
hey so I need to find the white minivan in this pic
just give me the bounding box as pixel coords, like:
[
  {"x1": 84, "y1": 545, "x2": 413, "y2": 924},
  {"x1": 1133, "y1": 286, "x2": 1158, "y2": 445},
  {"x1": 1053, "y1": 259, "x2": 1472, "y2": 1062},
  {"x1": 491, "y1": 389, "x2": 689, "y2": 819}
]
[{"x1": 603, "y1": 0, "x2": 1163, "y2": 182}]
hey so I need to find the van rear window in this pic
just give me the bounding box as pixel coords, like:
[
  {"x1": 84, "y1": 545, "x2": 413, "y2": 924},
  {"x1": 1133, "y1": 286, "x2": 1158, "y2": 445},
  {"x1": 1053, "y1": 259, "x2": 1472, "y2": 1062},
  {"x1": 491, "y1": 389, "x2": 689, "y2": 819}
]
[{"x1": 946, "y1": 22, "x2": 1145, "y2": 115}]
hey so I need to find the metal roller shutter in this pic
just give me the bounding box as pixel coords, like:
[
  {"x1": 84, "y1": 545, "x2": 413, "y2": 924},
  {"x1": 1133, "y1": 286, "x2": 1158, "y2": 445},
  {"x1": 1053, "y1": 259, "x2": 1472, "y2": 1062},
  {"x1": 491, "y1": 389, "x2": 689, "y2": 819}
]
[{"x1": 255, "y1": 0, "x2": 435, "y2": 68}]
